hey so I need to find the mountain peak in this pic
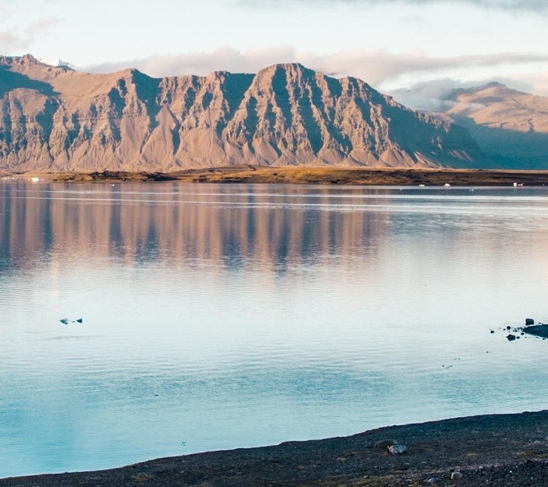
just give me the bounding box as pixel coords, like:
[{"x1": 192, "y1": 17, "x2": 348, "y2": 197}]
[
  {"x1": 0, "y1": 55, "x2": 488, "y2": 171},
  {"x1": 448, "y1": 81, "x2": 528, "y2": 102},
  {"x1": 485, "y1": 81, "x2": 506, "y2": 88},
  {"x1": 441, "y1": 80, "x2": 548, "y2": 169},
  {"x1": 0, "y1": 53, "x2": 74, "y2": 78},
  {"x1": 0, "y1": 53, "x2": 39, "y2": 67},
  {"x1": 257, "y1": 62, "x2": 316, "y2": 77}
]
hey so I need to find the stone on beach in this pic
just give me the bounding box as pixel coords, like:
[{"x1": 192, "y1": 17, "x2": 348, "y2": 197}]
[{"x1": 388, "y1": 444, "x2": 408, "y2": 455}]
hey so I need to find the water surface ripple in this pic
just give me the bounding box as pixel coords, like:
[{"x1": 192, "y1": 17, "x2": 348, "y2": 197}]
[{"x1": 1, "y1": 182, "x2": 548, "y2": 477}]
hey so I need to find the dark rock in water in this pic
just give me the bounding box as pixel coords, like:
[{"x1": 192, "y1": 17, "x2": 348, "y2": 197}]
[
  {"x1": 525, "y1": 318, "x2": 535, "y2": 326},
  {"x1": 523, "y1": 324, "x2": 548, "y2": 339},
  {"x1": 506, "y1": 334, "x2": 517, "y2": 341}
]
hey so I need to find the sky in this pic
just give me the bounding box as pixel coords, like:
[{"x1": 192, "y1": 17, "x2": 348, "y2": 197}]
[{"x1": 2, "y1": 0, "x2": 548, "y2": 108}]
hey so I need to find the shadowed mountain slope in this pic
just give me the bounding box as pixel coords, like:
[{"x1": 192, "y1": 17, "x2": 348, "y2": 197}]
[
  {"x1": 0, "y1": 55, "x2": 488, "y2": 172},
  {"x1": 441, "y1": 82, "x2": 548, "y2": 169}
]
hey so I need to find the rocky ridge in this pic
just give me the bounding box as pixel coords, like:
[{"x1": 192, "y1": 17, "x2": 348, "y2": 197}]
[{"x1": 0, "y1": 55, "x2": 484, "y2": 172}]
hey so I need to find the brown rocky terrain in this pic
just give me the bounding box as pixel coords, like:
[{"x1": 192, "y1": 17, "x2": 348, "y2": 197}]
[
  {"x1": 0, "y1": 55, "x2": 486, "y2": 172},
  {"x1": 441, "y1": 82, "x2": 548, "y2": 169},
  {"x1": 2, "y1": 410, "x2": 548, "y2": 486}
]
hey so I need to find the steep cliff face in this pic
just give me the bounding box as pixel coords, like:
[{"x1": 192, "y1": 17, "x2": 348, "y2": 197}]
[{"x1": 0, "y1": 55, "x2": 485, "y2": 172}]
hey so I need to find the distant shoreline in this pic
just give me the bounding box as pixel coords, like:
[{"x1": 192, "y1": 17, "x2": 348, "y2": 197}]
[
  {"x1": 2, "y1": 410, "x2": 548, "y2": 486},
  {"x1": 3, "y1": 166, "x2": 548, "y2": 186}
]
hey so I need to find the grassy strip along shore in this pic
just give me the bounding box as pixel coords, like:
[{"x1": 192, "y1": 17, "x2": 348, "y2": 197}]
[{"x1": 4, "y1": 166, "x2": 548, "y2": 186}]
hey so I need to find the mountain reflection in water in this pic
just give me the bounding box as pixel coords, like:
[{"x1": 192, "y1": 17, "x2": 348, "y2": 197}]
[
  {"x1": 0, "y1": 182, "x2": 388, "y2": 272},
  {"x1": 2, "y1": 181, "x2": 548, "y2": 478}
]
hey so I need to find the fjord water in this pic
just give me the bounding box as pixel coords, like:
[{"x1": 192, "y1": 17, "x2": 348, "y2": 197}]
[{"x1": 2, "y1": 181, "x2": 548, "y2": 477}]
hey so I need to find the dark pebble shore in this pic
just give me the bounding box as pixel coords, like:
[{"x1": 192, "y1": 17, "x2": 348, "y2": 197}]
[{"x1": 3, "y1": 410, "x2": 548, "y2": 487}]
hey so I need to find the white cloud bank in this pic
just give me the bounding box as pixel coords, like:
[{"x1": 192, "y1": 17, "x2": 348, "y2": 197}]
[
  {"x1": 84, "y1": 47, "x2": 548, "y2": 110},
  {"x1": 245, "y1": 0, "x2": 548, "y2": 13},
  {"x1": 2, "y1": 0, "x2": 548, "y2": 110}
]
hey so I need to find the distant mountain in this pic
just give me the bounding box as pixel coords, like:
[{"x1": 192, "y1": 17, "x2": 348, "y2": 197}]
[
  {"x1": 0, "y1": 54, "x2": 488, "y2": 172},
  {"x1": 441, "y1": 82, "x2": 548, "y2": 169}
]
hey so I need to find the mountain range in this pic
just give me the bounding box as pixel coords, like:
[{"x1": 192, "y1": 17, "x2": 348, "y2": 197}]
[{"x1": 0, "y1": 54, "x2": 546, "y2": 172}]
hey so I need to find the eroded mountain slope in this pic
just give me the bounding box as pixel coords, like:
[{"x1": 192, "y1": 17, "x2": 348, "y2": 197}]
[{"x1": 0, "y1": 55, "x2": 486, "y2": 171}]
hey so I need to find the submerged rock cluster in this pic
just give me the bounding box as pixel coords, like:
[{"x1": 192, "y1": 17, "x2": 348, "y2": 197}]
[{"x1": 492, "y1": 318, "x2": 548, "y2": 342}]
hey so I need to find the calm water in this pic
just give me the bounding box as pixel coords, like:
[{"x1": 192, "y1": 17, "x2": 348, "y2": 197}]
[{"x1": 2, "y1": 181, "x2": 548, "y2": 478}]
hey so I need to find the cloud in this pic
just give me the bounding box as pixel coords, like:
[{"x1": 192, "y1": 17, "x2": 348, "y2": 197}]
[
  {"x1": 0, "y1": 31, "x2": 28, "y2": 51},
  {"x1": 369, "y1": 52, "x2": 548, "y2": 86},
  {"x1": 85, "y1": 46, "x2": 300, "y2": 77},
  {"x1": 346, "y1": 50, "x2": 548, "y2": 108},
  {"x1": 387, "y1": 79, "x2": 488, "y2": 111},
  {"x1": 0, "y1": 12, "x2": 62, "y2": 55},
  {"x1": 27, "y1": 16, "x2": 63, "y2": 36},
  {"x1": 238, "y1": 0, "x2": 548, "y2": 12},
  {"x1": 83, "y1": 47, "x2": 548, "y2": 109},
  {"x1": 384, "y1": 70, "x2": 548, "y2": 111}
]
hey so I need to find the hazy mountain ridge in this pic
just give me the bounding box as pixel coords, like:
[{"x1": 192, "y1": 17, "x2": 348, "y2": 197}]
[
  {"x1": 440, "y1": 82, "x2": 548, "y2": 169},
  {"x1": 0, "y1": 54, "x2": 488, "y2": 171}
]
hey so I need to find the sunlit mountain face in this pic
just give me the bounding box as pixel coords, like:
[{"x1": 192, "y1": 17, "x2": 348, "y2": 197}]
[{"x1": 0, "y1": 55, "x2": 485, "y2": 172}]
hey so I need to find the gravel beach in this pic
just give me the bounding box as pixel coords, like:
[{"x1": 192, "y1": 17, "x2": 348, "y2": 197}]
[{"x1": 2, "y1": 410, "x2": 548, "y2": 487}]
